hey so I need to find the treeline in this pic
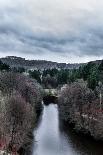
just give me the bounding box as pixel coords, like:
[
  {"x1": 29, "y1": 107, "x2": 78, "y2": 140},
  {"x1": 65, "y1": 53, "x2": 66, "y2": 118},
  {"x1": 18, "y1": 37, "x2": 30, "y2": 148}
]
[
  {"x1": 75, "y1": 60, "x2": 103, "y2": 90},
  {"x1": 0, "y1": 72, "x2": 42, "y2": 154},
  {"x1": 1, "y1": 58, "x2": 103, "y2": 90},
  {"x1": 0, "y1": 60, "x2": 26, "y2": 74},
  {"x1": 29, "y1": 69, "x2": 72, "y2": 88},
  {"x1": 29, "y1": 60, "x2": 103, "y2": 89}
]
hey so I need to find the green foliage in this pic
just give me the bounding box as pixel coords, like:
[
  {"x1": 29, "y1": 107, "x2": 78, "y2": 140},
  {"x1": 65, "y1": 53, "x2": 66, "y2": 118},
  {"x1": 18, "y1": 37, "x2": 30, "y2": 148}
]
[
  {"x1": 13, "y1": 67, "x2": 25, "y2": 73},
  {"x1": 43, "y1": 68, "x2": 58, "y2": 77},
  {"x1": 0, "y1": 60, "x2": 10, "y2": 71},
  {"x1": 73, "y1": 61, "x2": 102, "y2": 90},
  {"x1": 57, "y1": 70, "x2": 69, "y2": 84},
  {"x1": 87, "y1": 71, "x2": 99, "y2": 90},
  {"x1": 29, "y1": 70, "x2": 41, "y2": 83},
  {"x1": 28, "y1": 60, "x2": 103, "y2": 90},
  {"x1": 98, "y1": 60, "x2": 103, "y2": 71}
]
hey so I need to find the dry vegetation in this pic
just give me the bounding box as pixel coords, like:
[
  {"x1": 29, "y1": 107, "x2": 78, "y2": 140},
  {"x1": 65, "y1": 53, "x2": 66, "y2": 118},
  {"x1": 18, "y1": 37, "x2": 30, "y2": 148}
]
[
  {"x1": 0, "y1": 72, "x2": 42, "y2": 154},
  {"x1": 58, "y1": 79, "x2": 103, "y2": 140}
]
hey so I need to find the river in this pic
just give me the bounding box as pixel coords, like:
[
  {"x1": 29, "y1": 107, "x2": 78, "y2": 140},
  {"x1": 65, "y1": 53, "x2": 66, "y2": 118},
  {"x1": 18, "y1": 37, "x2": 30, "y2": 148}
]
[{"x1": 32, "y1": 103, "x2": 103, "y2": 155}]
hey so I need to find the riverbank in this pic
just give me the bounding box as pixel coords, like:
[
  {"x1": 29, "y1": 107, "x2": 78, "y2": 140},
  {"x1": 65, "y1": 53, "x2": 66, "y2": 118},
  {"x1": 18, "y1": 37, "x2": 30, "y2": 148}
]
[
  {"x1": 32, "y1": 103, "x2": 103, "y2": 155},
  {"x1": 0, "y1": 72, "x2": 43, "y2": 155},
  {"x1": 58, "y1": 80, "x2": 103, "y2": 141}
]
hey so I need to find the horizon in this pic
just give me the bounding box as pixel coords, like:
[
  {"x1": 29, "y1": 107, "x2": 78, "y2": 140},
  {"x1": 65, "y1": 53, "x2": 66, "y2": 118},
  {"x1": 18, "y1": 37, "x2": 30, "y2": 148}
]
[{"x1": 0, "y1": 55, "x2": 103, "y2": 64}]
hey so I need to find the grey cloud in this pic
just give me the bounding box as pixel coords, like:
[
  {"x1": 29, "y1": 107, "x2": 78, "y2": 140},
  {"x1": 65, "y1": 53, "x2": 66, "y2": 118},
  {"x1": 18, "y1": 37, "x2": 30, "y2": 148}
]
[{"x1": 0, "y1": 0, "x2": 103, "y2": 62}]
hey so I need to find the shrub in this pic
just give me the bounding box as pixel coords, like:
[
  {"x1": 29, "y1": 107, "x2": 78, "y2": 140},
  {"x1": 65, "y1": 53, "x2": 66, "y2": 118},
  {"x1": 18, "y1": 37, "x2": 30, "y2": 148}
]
[{"x1": 0, "y1": 72, "x2": 42, "y2": 153}]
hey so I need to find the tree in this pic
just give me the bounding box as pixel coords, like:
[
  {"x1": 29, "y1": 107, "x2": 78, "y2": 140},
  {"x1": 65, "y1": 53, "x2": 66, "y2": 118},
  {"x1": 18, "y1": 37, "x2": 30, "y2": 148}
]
[
  {"x1": 0, "y1": 60, "x2": 10, "y2": 71},
  {"x1": 42, "y1": 74, "x2": 58, "y2": 88},
  {"x1": 87, "y1": 70, "x2": 99, "y2": 90},
  {"x1": 98, "y1": 60, "x2": 103, "y2": 71},
  {"x1": 6, "y1": 95, "x2": 34, "y2": 152},
  {"x1": 0, "y1": 72, "x2": 43, "y2": 154},
  {"x1": 57, "y1": 70, "x2": 68, "y2": 84},
  {"x1": 29, "y1": 70, "x2": 41, "y2": 83},
  {"x1": 98, "y1": 81, "x2": 103, "y2": 110},
  {"x1": 58, "y1": 80, "x2": 96, "y2": 122}
]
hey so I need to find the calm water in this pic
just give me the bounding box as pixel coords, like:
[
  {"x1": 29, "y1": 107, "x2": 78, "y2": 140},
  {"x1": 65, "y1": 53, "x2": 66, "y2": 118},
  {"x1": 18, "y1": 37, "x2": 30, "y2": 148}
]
[{"x1": 32, "y1": 104, "x2": 103, "y2": 155}]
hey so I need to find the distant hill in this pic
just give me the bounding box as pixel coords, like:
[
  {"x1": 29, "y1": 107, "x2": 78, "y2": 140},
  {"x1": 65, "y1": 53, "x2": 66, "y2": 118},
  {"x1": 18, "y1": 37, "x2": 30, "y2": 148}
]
[
  {"x1": 90, "y1": 59, "x2": 103, "y2": 65},
  {"x1": 0, "y1": 56, "x2": 84, "y2": 70}
]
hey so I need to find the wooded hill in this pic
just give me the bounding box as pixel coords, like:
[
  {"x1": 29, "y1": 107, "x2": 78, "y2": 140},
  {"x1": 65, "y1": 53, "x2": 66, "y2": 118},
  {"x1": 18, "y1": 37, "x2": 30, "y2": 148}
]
[{"x1": 0, "y1": 56, "x2": 83, "y2": 70}]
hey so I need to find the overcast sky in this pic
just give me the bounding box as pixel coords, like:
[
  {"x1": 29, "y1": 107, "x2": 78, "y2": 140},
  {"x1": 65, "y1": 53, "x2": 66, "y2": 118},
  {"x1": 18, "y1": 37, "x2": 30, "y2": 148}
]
[{"x1": 0, "y1": 0, "x2": 103, "y2": 63}]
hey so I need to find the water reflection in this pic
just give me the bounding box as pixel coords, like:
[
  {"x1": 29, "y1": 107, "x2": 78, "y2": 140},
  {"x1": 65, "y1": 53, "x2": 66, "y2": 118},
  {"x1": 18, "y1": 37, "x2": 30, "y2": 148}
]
[{"x1": 32, "y1": 104, "x2": 103, "y2": 155}]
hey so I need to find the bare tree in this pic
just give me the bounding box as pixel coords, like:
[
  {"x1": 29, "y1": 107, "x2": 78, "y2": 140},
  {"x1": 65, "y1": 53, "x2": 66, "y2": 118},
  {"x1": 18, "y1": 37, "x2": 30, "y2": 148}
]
[
  {"x1": 0, "y1": 72, "x2": 42, "y2": 154},
  {"x1": 6, "y1": 95, "x2": 34, "y2": 153}
]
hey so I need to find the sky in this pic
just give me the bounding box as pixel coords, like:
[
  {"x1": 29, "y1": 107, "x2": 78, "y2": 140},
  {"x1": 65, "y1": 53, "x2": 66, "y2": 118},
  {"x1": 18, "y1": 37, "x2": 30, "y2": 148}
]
[{"x1": 0, "y1": 0, "x2": 103, "y2": 63}]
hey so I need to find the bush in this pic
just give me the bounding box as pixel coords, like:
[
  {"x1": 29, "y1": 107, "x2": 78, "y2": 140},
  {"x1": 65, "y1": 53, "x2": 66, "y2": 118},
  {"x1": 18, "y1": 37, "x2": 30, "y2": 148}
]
[
  {"x1": 0, "y1": 72, "x2": 43, "y2": 153},
  {"x1": 58, "y1": 80, "x2": 96, "y2": 121}
]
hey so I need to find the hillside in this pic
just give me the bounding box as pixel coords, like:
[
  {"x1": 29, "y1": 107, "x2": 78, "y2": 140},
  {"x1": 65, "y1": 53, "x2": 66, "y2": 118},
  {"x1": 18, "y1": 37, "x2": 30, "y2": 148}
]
[{"x1": 0, "y1": 56, "x2": 83, "y2": 70}]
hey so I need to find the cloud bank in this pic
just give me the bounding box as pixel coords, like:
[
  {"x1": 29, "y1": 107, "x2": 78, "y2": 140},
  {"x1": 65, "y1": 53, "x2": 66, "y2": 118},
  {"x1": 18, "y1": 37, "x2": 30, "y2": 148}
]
[{"x1": 0, "y1": 0, "x2": 103, "y2": 63}]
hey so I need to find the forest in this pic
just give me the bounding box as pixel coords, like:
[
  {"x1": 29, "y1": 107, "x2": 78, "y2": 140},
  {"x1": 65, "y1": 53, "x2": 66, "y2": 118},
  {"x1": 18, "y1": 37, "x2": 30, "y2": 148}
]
[
  {"x1": 0, "y1": 59, "x2": 103, "y2": 154},
  {"x1": 29, "y1": 60, "x2": 103, "y2": 90}
]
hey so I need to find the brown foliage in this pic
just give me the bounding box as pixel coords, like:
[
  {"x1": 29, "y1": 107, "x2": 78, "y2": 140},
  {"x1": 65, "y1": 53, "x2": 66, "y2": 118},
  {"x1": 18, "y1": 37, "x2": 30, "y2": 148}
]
[
  {"x1": 58, "y1": 80, "x2": 96, "y2": 121},
  {"x1": 0, "y1": 72, "x2": 42, "y2": 153}
]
